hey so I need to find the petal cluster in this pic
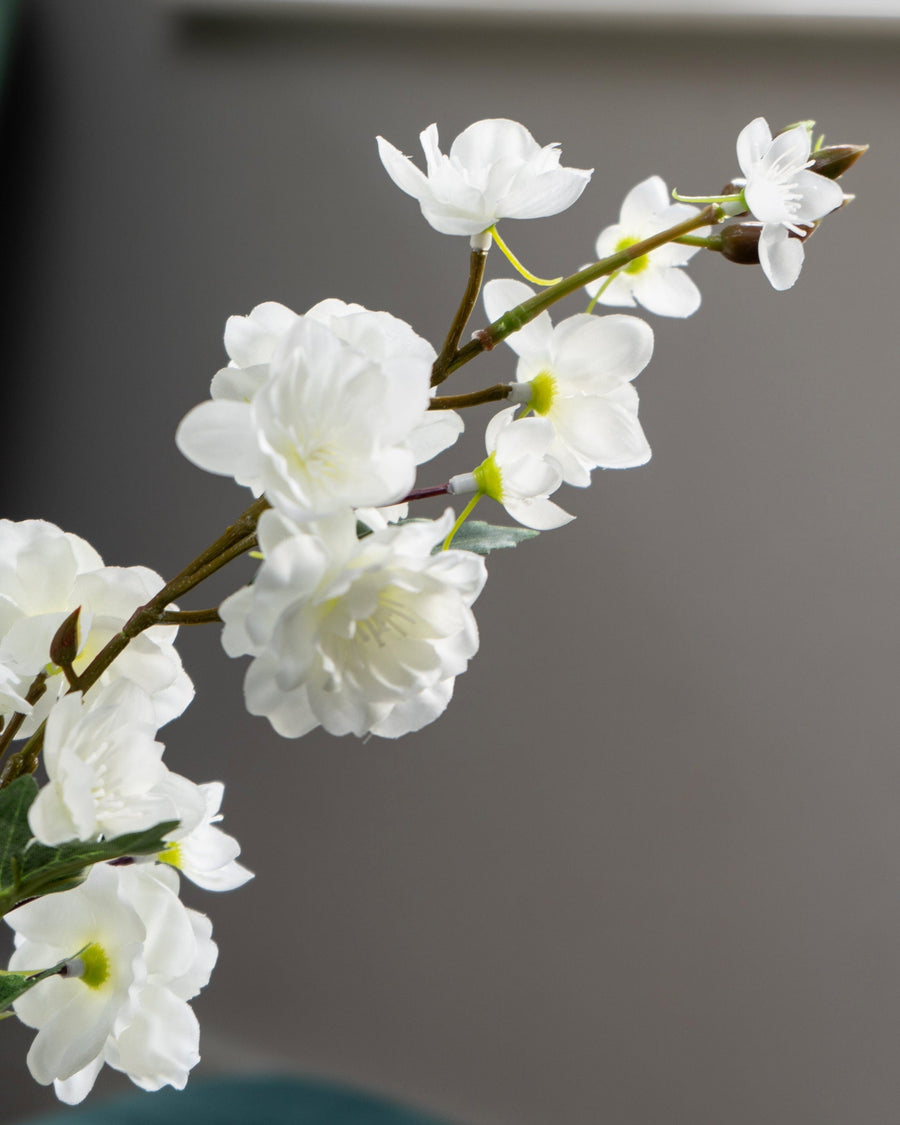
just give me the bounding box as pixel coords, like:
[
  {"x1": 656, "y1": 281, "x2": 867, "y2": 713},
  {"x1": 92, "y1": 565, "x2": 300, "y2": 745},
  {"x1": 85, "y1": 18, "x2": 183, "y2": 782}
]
[
  {"x1": 377, "y1": 119, "x2": 592, "y2": 238},
  {"x1": 734, "y1": 117, "x2": 843, "y2": 290},
  {"x1": 0, "y1": 519, "x2": 193, "y2": 736},
  {"x1": 483, "y1": 279, "x2": 653, "y2": 487},
  {"x1": 28, "y1": 681, "x2": 204, "y2": 847},
  {"x1": 7, "y1": 863, "x2": 217, "y2": 1104},
  {"x1": 219, "y1": 508, "x2": 487, "y2": 739},
  {"x1": 585, "y1": 176, "x2": 706, "y2": 318},
  {"x1": 176, "y1": 303, "x2": 456, "y2": 521}
]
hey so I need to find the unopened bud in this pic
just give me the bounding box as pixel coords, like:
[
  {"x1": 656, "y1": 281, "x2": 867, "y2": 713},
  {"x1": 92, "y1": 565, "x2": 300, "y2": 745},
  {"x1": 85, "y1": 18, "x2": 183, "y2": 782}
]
[
  {"x1": 49, "y1": 606, "x2": 81, "y2": 669},
  {"x1": 809, "y1": 144, "x2": 869, "y2": 181},
  {"x1": 719, "y1": 220, "x2": 814, "y2": 266}
]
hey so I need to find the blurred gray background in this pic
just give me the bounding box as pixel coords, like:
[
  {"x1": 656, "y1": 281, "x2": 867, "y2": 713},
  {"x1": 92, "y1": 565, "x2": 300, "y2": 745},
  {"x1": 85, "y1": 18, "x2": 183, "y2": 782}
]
[{"x1": 2, "y1": 1, "x2": 899, "y2": 1122}]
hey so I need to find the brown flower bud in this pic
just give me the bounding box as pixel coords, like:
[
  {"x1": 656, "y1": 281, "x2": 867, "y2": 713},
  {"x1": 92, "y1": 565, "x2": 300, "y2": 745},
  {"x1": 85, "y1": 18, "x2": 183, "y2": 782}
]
[
  {"x1": 808, "y1": 144, "x2": 869, "y2": 181},
  {"x1": 719, "y1": 220, "x2": 814, "y2": 265},
  {"x1": 50, "y1": 606, "x2": 81, "y2": 669}
]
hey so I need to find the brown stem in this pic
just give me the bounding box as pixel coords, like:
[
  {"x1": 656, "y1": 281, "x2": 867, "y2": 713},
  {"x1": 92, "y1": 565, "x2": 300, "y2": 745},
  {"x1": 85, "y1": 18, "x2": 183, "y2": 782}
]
[
  {"x1": 429, "y1": 384, "x2": 513, "y2": 411},
  {"x1": 75, "y1": 531, "x2": 258, "y2": 698},
  {"x1": 402, "y1": 483, "x2": 452, "y2": 503},
  {"x1": 431, "y1": 248, "x2": 489, "y2": 388},
  {"x1": 448, "y1": 205, "x2": 719, "y2": 377},
  {"x1": 158, "y1": 608, "x2": 223, "y2": 626},
  {"x1": 0, "y1": 672, "x2": 48, "y2": 767}
]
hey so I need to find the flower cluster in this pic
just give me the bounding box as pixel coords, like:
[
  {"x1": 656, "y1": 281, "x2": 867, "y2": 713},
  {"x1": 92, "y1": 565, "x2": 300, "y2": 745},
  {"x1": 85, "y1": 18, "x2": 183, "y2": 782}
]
[
  {"x1": 0, "y1": 518, "x2": 250, "y2": 1101},
  {"x1": 0, "y1": 112, "x2": 863, "y2": 1107}
]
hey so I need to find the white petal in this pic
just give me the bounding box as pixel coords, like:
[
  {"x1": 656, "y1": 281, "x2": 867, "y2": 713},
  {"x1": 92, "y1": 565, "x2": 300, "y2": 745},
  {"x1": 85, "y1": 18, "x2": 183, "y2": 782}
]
[
  {"x1": 504, "y1": 496, "x2": 574, "y2": 530},
  {"x1": 552, "y1": 313, "x2": 654, "y2": 386},
  {"x1": 736, "y1": 117, "x2": 773, "y2": 176},
  {"x1": 634, "y1": 266, "x2": 701, "y2": 318},
  {"x1": 494, "y1": 414, "x2": 554, "y2": 463},
  {"x1": 112, "y1": 987, "x2": 199, "y2": 1091},
  {"x1": 376, "y1": 135, "x2": 431, "y2": 202},
  {"x1": 761, "y1": 125, "x2": 810, "y2": 176},
  {"x1": 744, "y1": 177, "x2": 794, "y2": 225},
  {"x1": 407, "y1": 409, "x2": 464, "y2": 464},
  {"x1": 792, "y1": 170, "x2": 844, "y2": 223},
  {"x1": 758, "y1": 224, "x2": 805, "y2": 291},
  {"x1": 53, "y1": 1056, "x2": 105, "y2": 1105},
  {"x1": 501, "y1": 166, "x2": 592, "y2": 221},
  {"x1": 450, "y1": 118, "x2": 537, "y2": 166},
  {"x1": 175, "y1": 401, "x2": 260, "y2": 483},
  {"x1": 619, "y1": 175, "x2": 669, "y2": 226}
]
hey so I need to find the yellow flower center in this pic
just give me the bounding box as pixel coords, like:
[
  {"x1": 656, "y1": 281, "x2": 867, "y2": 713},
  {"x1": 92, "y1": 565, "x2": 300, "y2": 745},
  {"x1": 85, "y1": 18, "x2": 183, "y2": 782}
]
[
  {"x1": 473, "y1": 452, "x2": 504, "y2": 502},
  {"x1": 158, "y1": 841, "x2": 183, "y2": 870},
  {"x1": 615, "y1": 236, "x2": 650, "y2": 275},
  {"x1": 79, "y1": 943, "x2": 110, "y2": 990},
  {"x1": 527, "y1": 372, "x2": 556, "y2": 416}
]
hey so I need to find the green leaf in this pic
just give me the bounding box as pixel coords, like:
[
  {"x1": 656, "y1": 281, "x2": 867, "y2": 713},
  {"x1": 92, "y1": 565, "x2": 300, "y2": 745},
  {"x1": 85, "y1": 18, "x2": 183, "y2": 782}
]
[
  {"x1": 441, "y1": 520, "x2": 539, "y2": 556},
  {"x1": 0, "y1": 802, "x2": 179, "y2": 919},
  {"x1": 0, "y1": 949, "x2": 85, "y2": 1015},
  {"x1": 0, "y1": 776, "x2": 40, "y2": 902}
]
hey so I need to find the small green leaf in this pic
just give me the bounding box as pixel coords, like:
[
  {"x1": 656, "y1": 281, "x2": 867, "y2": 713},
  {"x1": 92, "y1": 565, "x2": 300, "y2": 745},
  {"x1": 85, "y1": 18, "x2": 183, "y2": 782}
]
[
  {"x1": 440, "y1": 520, "x2": 539, "y2": 556},
  {"x1": 0, "y1": 818, "x2": 179, "y2": 919},
  {"x1": 0, "y1": 949, "x2": 84, "y2": 1014}
]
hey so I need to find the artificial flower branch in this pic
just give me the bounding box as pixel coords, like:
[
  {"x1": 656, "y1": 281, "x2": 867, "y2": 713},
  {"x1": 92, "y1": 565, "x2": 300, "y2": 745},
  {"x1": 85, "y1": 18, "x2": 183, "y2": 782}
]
[
  {"x1": 0, "y1": 115, "x2": 865, "y2": 1106},
  {"x1": 446, "y1": 204, "x2": 719, "y2": 376}
]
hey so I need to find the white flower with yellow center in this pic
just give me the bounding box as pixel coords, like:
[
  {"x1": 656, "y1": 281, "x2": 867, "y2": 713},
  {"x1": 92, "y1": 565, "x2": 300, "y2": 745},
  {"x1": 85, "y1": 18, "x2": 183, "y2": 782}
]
[
  {"x1": 0, "y1": 519, "x2": 193, "y2": 737},
  {"x1": 482, "y1": 279, "x2": 653, "y2": 487},
  {"x1": 28, "y1": 681, "x2": 205, "y2": 847},
  {"x1": 449, "y1": 408, "x2": 573, "y2": 531},
  {"x1": 7, "y1": 863, "x2": 217, "y2": 1104},
  {"x1": 159, "y1": 781, "x2": 253, "y2": 893},
  {"x1": 219, "y1": 508, "x2": 487, "y2": 739},
  {"x1": 732, "y1": 117, "x2": 844, "y2": 291},
  {"x1": 377, "y1": 118, "x2": 592, "y2": 241},
  {"x1": 176, "y1": 315, "x2": 436, "y2": 522},
  {"x1": 584, "y1": 175, "x2": 706, "y2": 317}
]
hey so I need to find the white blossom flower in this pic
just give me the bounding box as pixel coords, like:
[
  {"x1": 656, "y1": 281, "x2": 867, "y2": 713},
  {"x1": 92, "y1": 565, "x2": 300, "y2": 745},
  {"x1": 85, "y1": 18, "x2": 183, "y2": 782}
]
[
  {"x1": 483, "y1": 279, "x2": 653, "y2": 485},
  {"x1": 210, "y1": 299, "x2": 463, "y2": 466},
  {"x1": 733, "y1": 117, "x2": 843, "y2": 291},
  {"x1": 585, "y1": 176, "x2": 706, "y2": 317},
  {"x1": 0, "y1": 520, "x2": 193, "y2": 736},
  {"x1": 28, "y1": 681, "x2": 205, "y2": 848},
  {"x1": 450, "y1": 409, "x2": 573, "y2": 531},
  {"x1": 376, "y1": 119, "x2": 592, "y2": 240},
  {"x1": 159, "y1": 781, "x2": 253, "y2": 892},
  {"x1": 219, "y1": 508, "x2": 487, "y2": 739},
  {"x1": 7, "y1": 863, "x2": 217, "y2": 1104},
  {"x1": 176, "y1": 314, "x2": 442, "y2": 522}
]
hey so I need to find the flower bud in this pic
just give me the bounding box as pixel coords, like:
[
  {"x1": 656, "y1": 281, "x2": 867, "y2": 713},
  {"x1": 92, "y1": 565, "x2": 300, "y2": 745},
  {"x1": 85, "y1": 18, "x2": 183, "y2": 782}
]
[
  {"x1": 49, "y1": 606, "x2": 81, "y2": 669},
  {"x1": 719, "y1": 220, "x2": 814, "y2": 265},
  {"x1": 808, "y1": 144, "x2": 869, "y2": 181}
]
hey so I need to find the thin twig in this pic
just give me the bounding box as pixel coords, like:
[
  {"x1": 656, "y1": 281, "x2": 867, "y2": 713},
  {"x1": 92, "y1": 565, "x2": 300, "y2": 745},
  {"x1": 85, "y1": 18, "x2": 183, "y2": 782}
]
[
  {"x1": 448, "y1": 205, "x2": 719, "y2": 377},
  {"x1": 431, "y1": 248, "x2": 489, "y2": 387},
  {"x1": 0, "y1": 672, "x2": 48, "y2": 767},
  {"x1": 429, "y1": 384, "x2": 513, "y2": 411}
]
